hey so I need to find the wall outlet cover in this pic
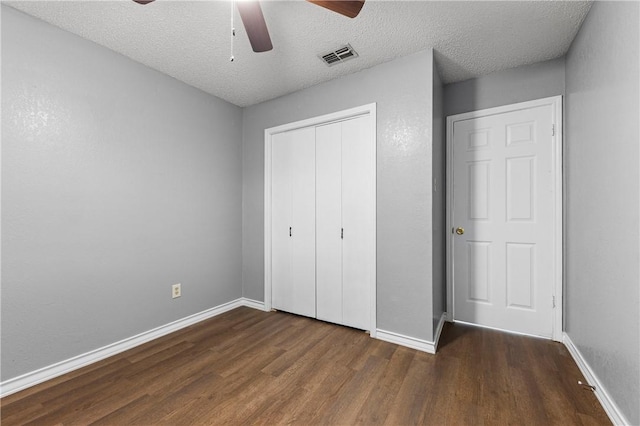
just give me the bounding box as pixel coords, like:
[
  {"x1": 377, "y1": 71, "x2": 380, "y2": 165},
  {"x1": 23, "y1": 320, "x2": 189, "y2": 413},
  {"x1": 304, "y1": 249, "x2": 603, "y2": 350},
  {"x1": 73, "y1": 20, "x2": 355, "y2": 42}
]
[{"x1": 172, "y1": 283, "x2": 181, "y2": 299}]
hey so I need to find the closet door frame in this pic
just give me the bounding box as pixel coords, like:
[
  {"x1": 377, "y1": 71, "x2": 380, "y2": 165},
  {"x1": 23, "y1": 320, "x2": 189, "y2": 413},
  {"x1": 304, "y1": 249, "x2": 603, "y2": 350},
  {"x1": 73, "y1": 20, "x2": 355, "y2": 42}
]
[{"x1": 264, "y1": 103, "x2": 377, "y2": 336}]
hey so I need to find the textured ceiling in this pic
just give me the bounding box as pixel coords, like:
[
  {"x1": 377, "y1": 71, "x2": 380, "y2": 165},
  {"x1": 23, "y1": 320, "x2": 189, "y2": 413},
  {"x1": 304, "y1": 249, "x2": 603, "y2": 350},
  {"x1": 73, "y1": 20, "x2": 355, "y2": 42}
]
[{"x1": 6, "y1": 0, "x2": 592, "y2": 107}]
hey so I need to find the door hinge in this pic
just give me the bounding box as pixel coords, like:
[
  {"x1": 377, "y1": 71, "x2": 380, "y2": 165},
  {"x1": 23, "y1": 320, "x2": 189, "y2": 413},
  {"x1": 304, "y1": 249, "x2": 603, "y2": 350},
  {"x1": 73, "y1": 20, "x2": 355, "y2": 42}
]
[
  {"x1": 552, "y1": 296, "x2": 556, "y2": 308},
  {"x1": 551, "y1": 124, "x2": 556, "y2": 136},
  {"x1": 341, "y1": 228, "x2": 344, "y2": 239},
  {"x1": 289, "y1": 227, "x2": 292, "y2": 237}
]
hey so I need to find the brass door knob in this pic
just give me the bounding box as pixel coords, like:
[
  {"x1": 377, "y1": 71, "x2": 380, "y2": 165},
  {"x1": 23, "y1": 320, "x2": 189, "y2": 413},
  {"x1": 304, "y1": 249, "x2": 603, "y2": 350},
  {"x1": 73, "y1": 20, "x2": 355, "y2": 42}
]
[{"x1": 455, "y1": 227, "x2": 464, "y2": 235}]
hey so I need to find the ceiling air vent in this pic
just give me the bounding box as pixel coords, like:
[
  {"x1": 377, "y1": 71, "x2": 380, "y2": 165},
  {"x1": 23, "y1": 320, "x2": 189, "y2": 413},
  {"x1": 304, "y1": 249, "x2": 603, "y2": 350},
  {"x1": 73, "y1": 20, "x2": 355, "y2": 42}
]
[{"x1": 320, "y1": 44, "x2": 358, "y2": 67}]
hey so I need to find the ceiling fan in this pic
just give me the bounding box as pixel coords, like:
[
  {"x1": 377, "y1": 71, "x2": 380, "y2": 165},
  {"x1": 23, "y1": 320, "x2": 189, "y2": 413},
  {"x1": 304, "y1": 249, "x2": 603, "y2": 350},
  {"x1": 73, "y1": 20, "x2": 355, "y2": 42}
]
[{"x1": 132, "y1": 0, "x2": 365, "y2": 53}]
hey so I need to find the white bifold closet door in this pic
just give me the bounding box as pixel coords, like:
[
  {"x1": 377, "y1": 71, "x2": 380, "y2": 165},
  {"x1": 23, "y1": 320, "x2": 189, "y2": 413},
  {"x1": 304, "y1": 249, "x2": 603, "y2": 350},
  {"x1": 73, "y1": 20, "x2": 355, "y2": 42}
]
[
  {"x1": 316, "y1": 116, "x2": 374, "y2": 330},
  {"x1": 271, "y1": 127, "x2": 316, "y2": 318}
]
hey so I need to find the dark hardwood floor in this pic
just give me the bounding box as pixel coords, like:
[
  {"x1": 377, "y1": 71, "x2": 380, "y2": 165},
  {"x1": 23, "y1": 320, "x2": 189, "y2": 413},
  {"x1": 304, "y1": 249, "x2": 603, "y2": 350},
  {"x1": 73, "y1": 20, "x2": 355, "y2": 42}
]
[{"x1": 1, "y1": 307, "x2": 610, "y2": 425}]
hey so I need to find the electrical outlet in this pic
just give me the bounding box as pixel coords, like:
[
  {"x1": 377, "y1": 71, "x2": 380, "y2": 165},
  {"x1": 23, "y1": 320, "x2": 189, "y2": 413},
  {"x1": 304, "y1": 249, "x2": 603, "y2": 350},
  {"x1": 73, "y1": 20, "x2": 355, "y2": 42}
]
[{"x1": 172, "y1": 283, "x2": 181, "y2": 299}]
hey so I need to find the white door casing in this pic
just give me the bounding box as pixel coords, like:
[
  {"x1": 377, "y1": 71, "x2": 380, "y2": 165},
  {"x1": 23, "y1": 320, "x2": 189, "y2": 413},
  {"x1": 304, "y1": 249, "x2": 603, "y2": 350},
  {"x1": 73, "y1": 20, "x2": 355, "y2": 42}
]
[{"x1": 446, "y1": 96, "x2": 563, "y2": 341}]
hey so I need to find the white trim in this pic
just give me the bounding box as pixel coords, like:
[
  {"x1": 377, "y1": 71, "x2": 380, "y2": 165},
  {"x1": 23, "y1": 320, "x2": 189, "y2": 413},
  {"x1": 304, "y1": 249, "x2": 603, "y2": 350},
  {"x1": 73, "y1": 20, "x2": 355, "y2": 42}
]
[
  {"x1": 0, "y1": 298, "x2": 264, "y2": 398},
  {"x1": 265, "y1": 104, "x2": 377, "y2": 136},
  {"x1": 563, "y1": 333, "x2": 629, "y2": 426},
  {"x1": 376, "y1": 329, "x2": 436, "y2": 354},
  {"x1": 239, "y1": 297, "x2": 267, "y2": 311},
  {"x1": 368, "y1": 105, "x2": 378, "y2": 338},
  {"x1": 454, "y1": 319, "x2": 549, "y2": 340},
  {"x1": 376, "y1": 313, "x2": 447, "y2": 354},
  {"x1": 442, "y1": 116, "x2": 456, "y2": 319},
  {"x1": 432, "y1": 312, "x2": 447, "y2": 352},
  {"x1": 264, "y1": 125, "x2": 273, "y2": 312},
  {"x1": 264, "y1": 103, "x2": 377, "y2": 335},
  {"x1": 551, "y1": 97, "x2": 563, "y2": 342},
  {"x1": 445, "y1": 96, "x2": 563, "y2": 342}
]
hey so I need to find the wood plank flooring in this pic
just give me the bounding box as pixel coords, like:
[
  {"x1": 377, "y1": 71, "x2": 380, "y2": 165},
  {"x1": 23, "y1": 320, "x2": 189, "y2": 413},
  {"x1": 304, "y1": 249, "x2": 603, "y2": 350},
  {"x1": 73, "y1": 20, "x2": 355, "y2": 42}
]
[{"x1": 1, "y1": 307, "x2": 610, "y2": 425}]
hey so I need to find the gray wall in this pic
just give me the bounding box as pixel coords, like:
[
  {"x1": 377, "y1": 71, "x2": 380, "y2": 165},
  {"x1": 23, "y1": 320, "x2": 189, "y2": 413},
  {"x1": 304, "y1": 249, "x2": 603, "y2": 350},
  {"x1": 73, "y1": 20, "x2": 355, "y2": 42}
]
[
  {"x1": 565, "y1": 2, "x2": 640, "y2": 424},
  {"x1": 431, "y1": 64, "x2": 446, "y2": 338},
  {"x1": 1, "y1": 6, "x2": 243, "y2": 381},
  {"x1": 444, "y1": 57, "x2": 565, "y2": 117},
  {"x1": 243, "y1": 50, "x2": 435, "y2": 341}
]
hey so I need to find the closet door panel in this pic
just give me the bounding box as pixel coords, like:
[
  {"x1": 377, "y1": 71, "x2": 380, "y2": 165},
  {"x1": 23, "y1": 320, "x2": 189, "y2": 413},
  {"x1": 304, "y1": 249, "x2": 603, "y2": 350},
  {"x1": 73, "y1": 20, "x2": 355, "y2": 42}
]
[
  {"x1": 289, "y1": 127, "x2": 317, "y2": 318},
  {"x1": 315, "y1": 123, "x2": 343, "y2": 324},
  {"x1": 341, "y1": 116, "x2": 374, "y2": 330},
  {"x1": 271, "y1": 132, "x2": 294, "y2": 313}
]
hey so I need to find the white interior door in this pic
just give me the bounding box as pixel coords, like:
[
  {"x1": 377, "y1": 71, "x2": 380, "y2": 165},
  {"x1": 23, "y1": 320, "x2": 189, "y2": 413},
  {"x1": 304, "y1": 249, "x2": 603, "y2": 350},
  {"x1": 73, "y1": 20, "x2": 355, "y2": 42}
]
[
  {"x1": 452, "y1": 102, "x2": 557, "y2": 338},
  {"x1": 271, "y1": 127, "x2": 316, "y2": 318},
  {"x1": 316, "y1": 122, "x2": 343, "y2": 324},
  {"x1": 265, "y1": 103, "x2": 377, "y2": 333},
  {"x1": 316, "y1": 116, "x2": 374, "y2": 330},
  {"x1": 271, "y1": 132, "x2": 293, "y2": 314},
  {"x1": 341, "y1": 116, "x2": 374, "y2": 330}
]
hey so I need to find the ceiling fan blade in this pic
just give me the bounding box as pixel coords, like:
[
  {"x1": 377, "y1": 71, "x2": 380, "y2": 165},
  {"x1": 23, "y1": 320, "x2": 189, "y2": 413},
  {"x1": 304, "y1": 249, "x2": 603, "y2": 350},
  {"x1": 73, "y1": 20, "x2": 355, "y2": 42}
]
[
  {"x1": 236, "y1": 1, "x2": 273, "y2": 53},
  {"x1": 132, "y1": 0, "x2": 154, "y2": 4},
  {"x1": 306, "y1": 0, "x2": 365, "y2": 18}
]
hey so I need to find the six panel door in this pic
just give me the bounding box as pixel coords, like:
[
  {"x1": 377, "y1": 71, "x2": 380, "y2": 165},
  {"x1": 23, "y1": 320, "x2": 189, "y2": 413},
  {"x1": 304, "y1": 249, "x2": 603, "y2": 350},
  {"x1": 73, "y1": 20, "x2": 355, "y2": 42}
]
[{"x1": 452, "y1": 104, "x2": 555, "y2": 338}]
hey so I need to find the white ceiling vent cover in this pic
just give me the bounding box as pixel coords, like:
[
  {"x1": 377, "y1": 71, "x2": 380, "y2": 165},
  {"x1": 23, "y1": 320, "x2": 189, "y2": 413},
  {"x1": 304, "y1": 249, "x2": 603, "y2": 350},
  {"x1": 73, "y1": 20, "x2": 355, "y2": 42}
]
[{"x1": 320, "y1": 44, "x2": 359, "y2": 67}]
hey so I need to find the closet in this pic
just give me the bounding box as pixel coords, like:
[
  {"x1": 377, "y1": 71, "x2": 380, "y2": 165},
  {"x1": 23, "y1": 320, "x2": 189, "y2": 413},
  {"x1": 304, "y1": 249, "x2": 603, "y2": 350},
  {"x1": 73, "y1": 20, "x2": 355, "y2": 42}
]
[{"x1": 267, "y1": 107, "x2": 376, "y2": 332}]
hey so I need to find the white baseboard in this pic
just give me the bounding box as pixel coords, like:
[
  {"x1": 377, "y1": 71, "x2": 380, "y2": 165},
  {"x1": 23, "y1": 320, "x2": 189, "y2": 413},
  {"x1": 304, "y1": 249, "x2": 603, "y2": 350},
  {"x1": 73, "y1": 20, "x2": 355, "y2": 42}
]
[
  {"x1": 239, "y1": 297, "x2": 267, "y2": 311},
  {"x1": 433, "y1": 312, "x2": 447, "y2": 352},
  {"x1": 563, "y1": 332, "x2": 629, "y2": 425},
  {"x1": 0, "y1": 297, "x2": 264, "y2": 398},
  {"x1": 376, "y1": 313, "x2": 447, "y2": 354}
]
